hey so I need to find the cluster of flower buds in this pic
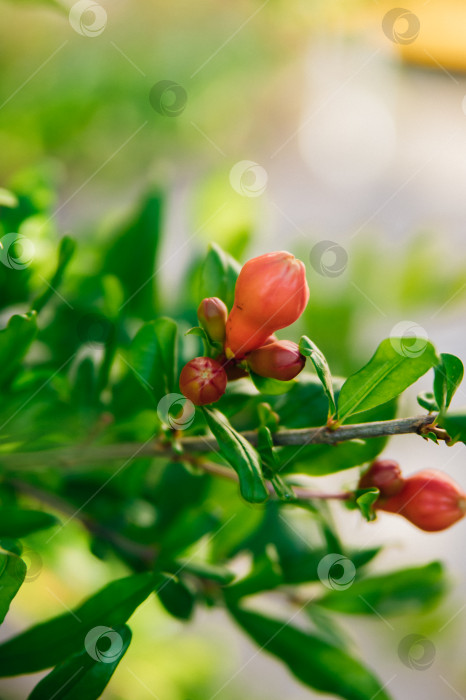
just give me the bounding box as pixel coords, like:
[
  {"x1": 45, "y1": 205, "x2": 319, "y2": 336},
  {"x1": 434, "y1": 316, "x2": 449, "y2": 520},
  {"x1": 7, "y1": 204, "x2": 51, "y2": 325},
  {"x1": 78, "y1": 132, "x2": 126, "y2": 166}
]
[
  {"x1": 179, "y1": 251, "x2": 309, "y2": 406},
  {"x1": 359, "y1": 459, "x2": 466, "y2": 532}
]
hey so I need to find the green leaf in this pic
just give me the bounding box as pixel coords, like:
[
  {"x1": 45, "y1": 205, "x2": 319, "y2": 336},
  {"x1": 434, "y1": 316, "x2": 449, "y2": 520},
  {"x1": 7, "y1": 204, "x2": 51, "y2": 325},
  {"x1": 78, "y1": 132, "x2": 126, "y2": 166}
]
[
  {"x1": 228, "y1": 604, "x2": 391, "y2": 700},
  {"x1": 129, "y1": 318, "x2": 178, "y2": 403},
  {"x1": 433, "y1": 353, "x2": 464, "y2": 411},
  {"x1": 0, "y1": 312, "x2": 37, "y2": 388},
  {"x1": 224, "y1": 550, "x2": 282, "y2": 602},
  {"x1": 299, "y1": 336, "x2": 336, "y2": 416},
  {"x1": 31, "y1": 236, "x2": 76, "y2": 314},
  {"x1": 0, "y1": 188, "x2": 19, "y2": 208},
  {"x1": 202, "y1": 407, "x2": 268, "y2": 503},
  {"x1": 249, "y1": 370, "x2": 296, "y2": 395},
  {"x1": 28, "y1": 624, "x2": 131, "y2": 700},
  {"x1": 168, "y1": 560, "x2": 235, "y2": 585},
  {"x1": 156, "y1": 574, "x2": 195, "y2": 620},
  {"x1": 0, "y1": 572, "x2": 156, "y2": 676},
  {"x1": 0, "y1": 547, "x2": 26, "y2": 624},
  {"x1": 102, "y1": 193, "x2": 162, "y2": 318},
  {"x1": 438, "y1": 410, "x2": 466, "y2": 444},
  {"x1": 0, "y1": 509, "x2": 58, "y2": 538},
  {"x1": 417, "y1": 391, "x2": 438, "y2": 412},
  {"x1": 198, "y1": 242, "x2": 240, "y2": 310},
  {"x1": 318, "y1": 562, "x2": 446, "y2": 616},
  {"x1": 353, "y1": 488, "x2": 379, "y2": 522},
  {"x1": 337, "y1": 338, "x2": 437, "y2": 422}
]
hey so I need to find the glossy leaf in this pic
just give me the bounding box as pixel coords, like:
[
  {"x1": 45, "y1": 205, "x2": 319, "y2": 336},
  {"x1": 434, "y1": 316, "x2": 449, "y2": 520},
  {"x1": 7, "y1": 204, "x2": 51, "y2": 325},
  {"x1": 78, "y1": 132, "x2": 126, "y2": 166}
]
[
  {"x1": 129, "y1": 317, "x2": 177, "y2": 403},
  {"x1": 0, "y1": 572, "x2": 156, "y2": 676},
  {"x1": 433, "y1": 353, "x2": 464, "y2": 411},
  {"x1": 438, "y1": 410, "x2": 466, "y2": 445},
  {"x1": 28, "y1": 625, "x2": 131, "y2": 700},
  {"x1": 0, "y1": 509, "x2": 59, "y2": 538},
  {"x1": 229, "y1": 604, "x2": 391, "y2": 700},
  {"x1": 338, "y1": 338, "x2": 437, "y2": 422},
  {"x1": 0, "y1": 548, "x2": 26, "y2": 624},
  {"x1": 299, "y1": 336, "x2": 336, "y2": 416},
  {"x1": 198, "y1": 242, "x2": 240, "y2": 310},
  {"x1": 202, "y1": 407, "x2": 268, "y2": 503}
]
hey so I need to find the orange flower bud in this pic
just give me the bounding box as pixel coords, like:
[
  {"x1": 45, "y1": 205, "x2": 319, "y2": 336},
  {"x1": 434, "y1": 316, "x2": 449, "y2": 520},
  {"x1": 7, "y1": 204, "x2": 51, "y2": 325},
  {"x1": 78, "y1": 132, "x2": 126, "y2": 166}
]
[
  {"x1": 359, "y1": 459, "x2": 404, "y2": 498},
  {"x1": 225, "y1": 252, "x2": 309, "y2": 358},
  {"x1": 246, "y1": 340, "x2": 305, "y2": 381},
  {"x1": 197, "y1": 297, "x2": 228, "y2": 343},
  {"x1": 179, "y1": 357, "x2": 227, "y2": 406},
  {"x1": 377, "y1": 470, "x2": 466, "y2": 532}
]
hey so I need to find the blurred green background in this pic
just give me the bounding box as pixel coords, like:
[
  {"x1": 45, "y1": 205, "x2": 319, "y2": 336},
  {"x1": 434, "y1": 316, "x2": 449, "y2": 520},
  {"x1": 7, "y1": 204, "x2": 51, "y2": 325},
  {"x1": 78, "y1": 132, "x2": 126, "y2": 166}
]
[{"x1": 1, "y1": 0, "x2": 466, "y2": 698}]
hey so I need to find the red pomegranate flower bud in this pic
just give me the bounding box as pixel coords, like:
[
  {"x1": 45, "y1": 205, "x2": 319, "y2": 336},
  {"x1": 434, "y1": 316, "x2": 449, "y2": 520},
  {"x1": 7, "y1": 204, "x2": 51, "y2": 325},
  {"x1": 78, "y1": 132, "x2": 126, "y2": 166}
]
[
  {"x1": 246, "y1": 340, "x2": 305, "y2": 381},
  {"x1": 225, "y1": 251, "x2": 309, "y2": 358},
  {"x1": 197, "y1": 297, "x2": 228, "y2": 343},
  {"x1": 179, "y1": 357, "x2": 227, "y2": 406},
  {"x1": 377, "y1": 470, "x2": 466, "y2": 532},
  {"x1": 359, "y1": 459, "x2": 404, "y2": 498}
]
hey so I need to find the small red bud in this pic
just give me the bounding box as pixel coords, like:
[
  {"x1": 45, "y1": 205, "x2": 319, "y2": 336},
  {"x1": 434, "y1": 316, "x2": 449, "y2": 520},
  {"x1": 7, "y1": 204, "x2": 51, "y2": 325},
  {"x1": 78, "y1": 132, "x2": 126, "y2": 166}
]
[
  {"x1": 359, "y1": 459, "x2": 404, "y2": 497},
  {"x1": 246, "y1": 340, "x2": 305, "y2": 381},
  {"x1": 179, "y1": 357, "x2": 227, "y2": 406},
  {"x1": 225, "y1": 251, "x2": 309, "y2": 358},
  {"x1": 197, "y1": 297, "x2": 228, "y2": 343},
  {"x1": 377, "y1": 470, "x2": 466, "y2": 532}
]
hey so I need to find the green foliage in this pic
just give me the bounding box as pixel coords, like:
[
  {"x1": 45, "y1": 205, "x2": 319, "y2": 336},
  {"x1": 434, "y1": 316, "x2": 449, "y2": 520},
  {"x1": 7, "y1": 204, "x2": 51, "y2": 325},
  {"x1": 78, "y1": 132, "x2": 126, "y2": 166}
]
[
  {"x1": 299, "y1": 335, "x2": 336, "y2": 416},
  {"x1": 433, "y1": 353, "x2": 464, "y2": 411},
  {"x1": 198, "y1": 242, "x2": 240, "y2": 310},
  {"x1": 0, "y1": 548, "x2": 26, "y2": 624}
]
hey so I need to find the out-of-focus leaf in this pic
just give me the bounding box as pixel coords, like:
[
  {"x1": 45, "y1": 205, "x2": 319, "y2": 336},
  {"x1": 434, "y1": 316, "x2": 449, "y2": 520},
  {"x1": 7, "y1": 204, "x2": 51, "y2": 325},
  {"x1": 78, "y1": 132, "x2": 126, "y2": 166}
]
[
  {"x1": 353, "y1": 488, "x2": 379, "y2": 522},
  {"x1": 202, "y1": 407, "x2": 268, "y2": 503},
  {"x1": 168, "y1": 560, "x2": 235, "y2": 585},
  {"x1": 129, "y1": 317, "x2": 177, "y2": 403},
  {"x1": 438, "y1": 411, "x2": 466, "y2": 445},
  {"x1": 156, "y1": 574, "x2": 195, "y2": 620},
  {"x1": 198, "y1": 242, "x2": 240, "y2": 310},
  {"x1": 0, "y1": 572, "x2": 156, "y2": 676},
  {"x1": 318, "y1": 563, "x2": 446, "y2": 616},
  {"x1": 0, "y1": 188, "x2": 19, "y2": 208},
  {"x1": 417, "y1": 391, "x2": 438, "y2": 412},
  {"x1": 224, "y1": 550, "x2": 282, "y2": 602},
  {"x1": 249, "y1": 370, "x2": 296, "y2": 395},
  {"x1": 228, "y1": 604, "x2": 391, "y2": 700},
  {"x1": 102, "y1": 193, "x2": 162, "y2": 318},
  {"x1": 31, "y1": 236, "x2": 76, "y2": 313},
  {"x1": 28, "y1": 624, "x2": 131, "y2": 700},
  {"x1": 0, "y1": 509, "x2": 58, "y2": 538},
  {"x1": 0, "y1": 312, "x2": 37, "y2": 388},
  {"x1": 433, "y1": 353, "x2": 464, "y2": 411},
  {"x1": 299, "y1": 336, "x2": 336, "y2": 417},
  {"x1": 338, "y1": 338, "x2": 437, "y2": 422},
  {"x1": 0, "y1": 548, "x2": 26, "y2": 624}
]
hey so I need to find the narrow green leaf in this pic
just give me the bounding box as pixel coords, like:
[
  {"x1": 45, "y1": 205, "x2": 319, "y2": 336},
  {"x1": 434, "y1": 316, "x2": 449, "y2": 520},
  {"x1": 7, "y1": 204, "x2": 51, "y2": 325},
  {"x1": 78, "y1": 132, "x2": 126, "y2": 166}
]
[
  {"x1": 0, "y1": 509, "x2": 58, "y2": 538},
  {"x1": 202, "y1": 407, "x2": 268, "y2": 503},
  {"x1": 299, "y1": 336, "x2": 336, "y2": 416},
  {"x1": 168, "y1": 560, "x2": 235, "y2": 585},
  {"x1": 0, "y1": 572, "x2": 156, "y2": 676},
  {"x1": 198, "y1": 242, "x2": 240, "y2": 310},
  {"x1": 338, "y1": 338, "x2": 437, "y2": 422},
  {"x1": 353, "y1": 488, "x2": 379, "y2": 522},
  {"x1": 228, "y1": 604, "x2": 391, "y2": 700},
  {"x1": 31, "y1": 236, "x2": 76, "y2": 314},
  {"x1": 433, "y1": 353, "x2": 464, "y2": 411},
  {"x1": 318, "y1": 563, "x2": 446, "y2": 616},
  {"x1": 249, "y1": 370, "x2": 296, "y2": 395},
  {"x1": 28, "y1": 625, "x2": 131, "y2": 700},
  {"x1": 129, "y1": 318, "x2": 177, "y2": 403},
  {"x1": 0, "y1": 312, "x2": 37, "y2": 388},
  {"x1": 0, "y1": 548, "x2": 26, "y2": 624}
]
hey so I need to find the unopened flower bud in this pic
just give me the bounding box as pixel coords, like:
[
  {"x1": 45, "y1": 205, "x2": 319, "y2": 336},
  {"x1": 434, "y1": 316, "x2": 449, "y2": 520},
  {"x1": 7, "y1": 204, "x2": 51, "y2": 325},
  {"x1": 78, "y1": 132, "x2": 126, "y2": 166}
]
[
  {"x1": 225, "y1": 251, "x2": 309, "y2": 358},
  {"x1": 246, "y1": 340, "x2": 305, "y2": 381},
  {"x1": 197, "y1": 297, "x2": 228, "y2": 343},
  {"x1": 377, "y1": 469, "x2": 466, "y2": 532},
  {"x1": 179, "y1": 357, "x2": 227, "y2": 406},
  {"x1": 359, "y1": 459, "x2": 404, "y2": 498}
]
